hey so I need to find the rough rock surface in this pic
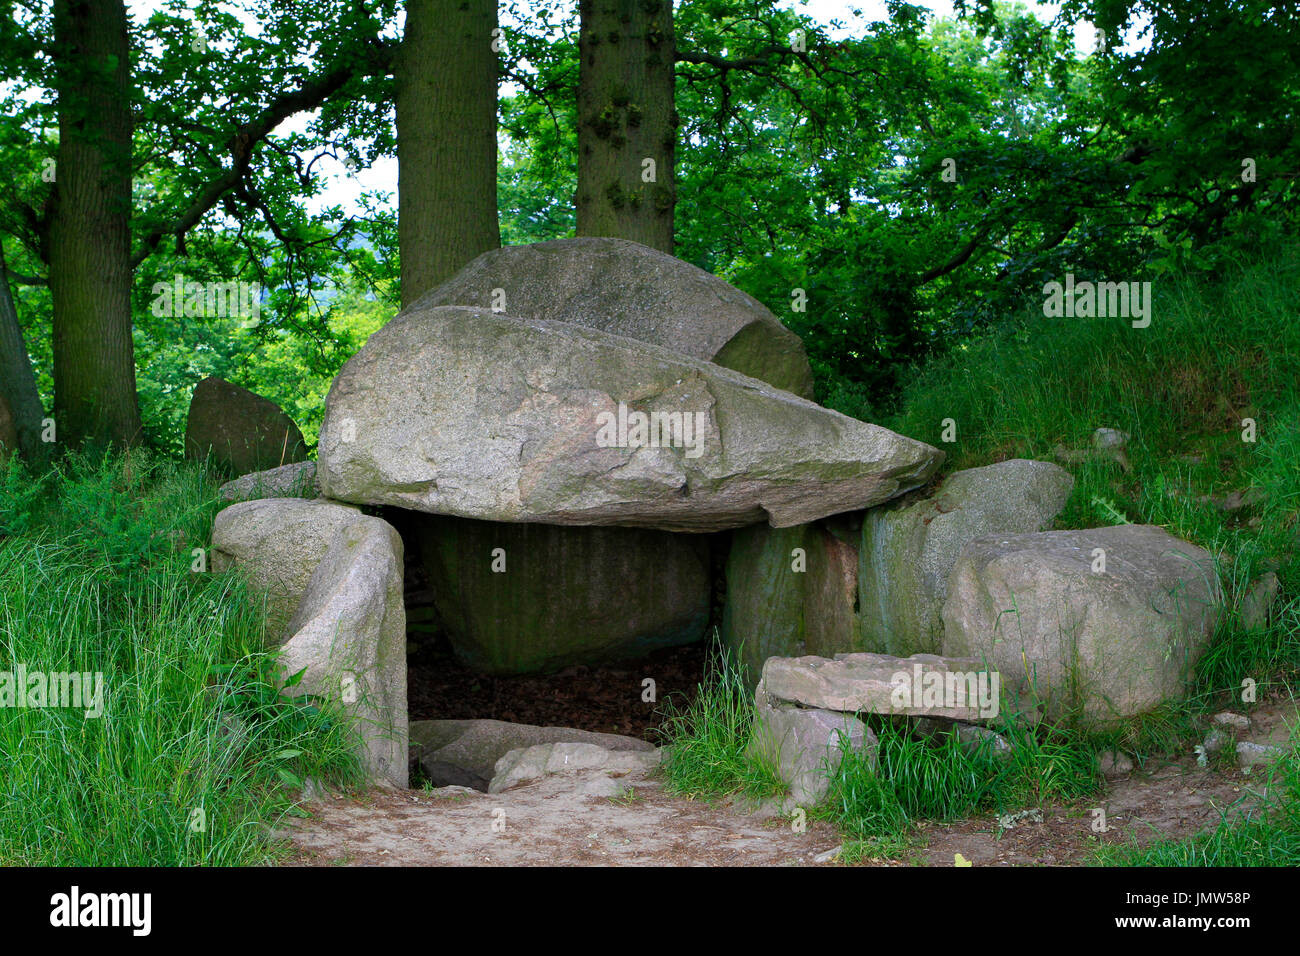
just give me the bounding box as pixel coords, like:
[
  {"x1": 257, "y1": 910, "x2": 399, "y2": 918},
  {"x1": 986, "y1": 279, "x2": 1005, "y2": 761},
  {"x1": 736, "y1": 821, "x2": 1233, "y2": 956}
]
[
  {"x1": 1241, "y1": 571, "x2": 1279, "y2": 631},
  {"x1": 942, "y1": 525, "x2": 1221, "y2": 723},
  {"x1": 218, "y1": 461, "x2": 318, "y2": 503},
  {"x1": 185, "y1": 376, "x2": 307, "y2": 477},
  {"x1": 281, "y1": 514, "x2": 408, "y2": 786},
  {"x1": 748, "y1": 685, "x2": 874, "y2": 806},
  {"x1": 211, "y1": 498, "x2": 408, "y2": 785},
  {"x1": 859, "y1": 459, "x2": 1074, "y2": 656},
  {"x1": 760, "y1": 652, "x2": 1000, "y2": 721},
  {"x1": 721, "y1": 521, "x2": 862, "y2": 687},
  {"x1": 211, "y1": 498, "x2": 363, "y2": 638},
  {"x1": 488, "y1": 742, "x2": 662, "y2": 795},
  {"x1": 410, "y1": 719, "x2": 655, "y2": 791},
  {"x1": 410, "y1": 237, "x2": 815, "y2": 398},
  {"x1": 316, "y1": 305, "x2": 942, "y2": 531}
]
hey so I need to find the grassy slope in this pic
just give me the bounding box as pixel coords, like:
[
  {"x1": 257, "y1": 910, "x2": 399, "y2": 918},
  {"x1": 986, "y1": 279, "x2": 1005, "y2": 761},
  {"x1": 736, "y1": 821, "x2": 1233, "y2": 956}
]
[
  {"x1": 663, "y1": 248, "x2": 1300, "y2": 864},
  {"x1": 0, "y1": 452, "x2": 361, "y2": 865},
  {"x1": 886, "y1": 246, "x2": 1300, "y2": 709}
]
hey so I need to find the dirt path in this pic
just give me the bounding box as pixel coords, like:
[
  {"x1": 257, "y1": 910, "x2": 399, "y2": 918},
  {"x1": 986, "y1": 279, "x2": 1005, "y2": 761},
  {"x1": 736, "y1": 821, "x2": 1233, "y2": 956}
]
[
  {"x1": 915, "y1": 758, "x2": 1270, "y2": 866},
  {"x1": 280, "y1": 703, "x2": 1295, "y2": 867},
  {"x1": 282, "y1": 773, "x2": 842, "y2": 866}
]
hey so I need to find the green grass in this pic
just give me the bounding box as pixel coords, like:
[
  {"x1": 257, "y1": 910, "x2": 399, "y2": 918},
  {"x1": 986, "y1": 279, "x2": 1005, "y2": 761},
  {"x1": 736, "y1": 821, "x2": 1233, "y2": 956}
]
[
  {"x1": 654, "y1": 640, "x2": 786, "y2": 801},
  {"x1": 1093, "y1": 727, "x2": 1300, "y2": 866},
  {"x1": 814, "y1": 712, "x2": 1099, "y2": 845},
  {"x1": 659, "y1": 247, "x2": 1300, "y2": 861},
  {"x1": 0, "y1": 450, "x2": 362, "y2": 865},
  {"x1": 654, "y1": 643, "x2": 1102, "y2": 848}
]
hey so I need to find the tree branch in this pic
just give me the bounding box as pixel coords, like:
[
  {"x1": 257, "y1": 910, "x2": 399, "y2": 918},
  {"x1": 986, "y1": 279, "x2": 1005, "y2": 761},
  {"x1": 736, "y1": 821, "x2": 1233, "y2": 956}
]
[{"x1": 129, "y1": 36, "x2": 397, "y2": 269}]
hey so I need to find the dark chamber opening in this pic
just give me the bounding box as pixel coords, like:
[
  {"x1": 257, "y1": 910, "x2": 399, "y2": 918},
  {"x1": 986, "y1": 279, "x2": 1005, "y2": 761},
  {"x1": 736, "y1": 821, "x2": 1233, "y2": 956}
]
[{"x1": 394, "y1": 511, "x2": 711, "y2": 741}]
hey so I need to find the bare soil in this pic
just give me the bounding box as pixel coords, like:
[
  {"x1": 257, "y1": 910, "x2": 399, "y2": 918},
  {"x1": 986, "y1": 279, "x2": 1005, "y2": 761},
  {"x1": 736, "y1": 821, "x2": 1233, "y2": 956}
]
[
  {"x1": 279, "y1": 701, "x2": 1295, "y2": 867},
  {"x1": 407, "y1": 636, "x2": 706, "y2": 740}
]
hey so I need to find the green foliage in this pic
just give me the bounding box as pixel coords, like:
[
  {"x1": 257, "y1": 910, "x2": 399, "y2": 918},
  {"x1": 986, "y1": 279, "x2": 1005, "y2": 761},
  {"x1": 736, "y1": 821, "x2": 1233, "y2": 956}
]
[
  {"x1": 887, "y1": 246, "x2": 1300, "y2": 698},
  {"x1": 2, "y1": 0, "x2": 402, "y2": 454},
  {"x1": 0, "y1": 452, "x2": 361, "y2": 865},
  {"x1": 493, "y1": 0, "x2": 1300, "y2": 414},
  {"x1": 135, "y1": 279, "x2": 392, "y2": 454},
  {"x1": 654, "y1": 640, "x2": 785, "y2": 800}
]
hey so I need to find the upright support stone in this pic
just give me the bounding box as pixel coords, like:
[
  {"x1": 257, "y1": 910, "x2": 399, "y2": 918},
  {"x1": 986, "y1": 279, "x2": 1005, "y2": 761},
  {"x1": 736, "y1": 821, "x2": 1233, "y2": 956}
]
[
  {"x1": 858, "y1": 459, "x2": 1074, "y2": 656},
  {"x1": 748, "y1": 682, "x2": 875, "y2": 807},
  {"x1": 211, "y1": 498, "x2": 408, "y2": 786},
  {"x1": 721, "y1": 521, "x2": 863, "y2": 688}
]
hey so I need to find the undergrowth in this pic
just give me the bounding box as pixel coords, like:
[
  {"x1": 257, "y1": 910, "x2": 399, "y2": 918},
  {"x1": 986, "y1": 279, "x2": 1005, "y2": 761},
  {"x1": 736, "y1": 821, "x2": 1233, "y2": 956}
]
[{"x1": 0, "y1": 449, "x2": 361, "y2": 865}]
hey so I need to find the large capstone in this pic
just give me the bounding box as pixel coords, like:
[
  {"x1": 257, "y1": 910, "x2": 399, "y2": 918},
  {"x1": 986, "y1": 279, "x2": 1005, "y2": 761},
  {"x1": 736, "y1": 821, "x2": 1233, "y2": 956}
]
[
  {"x1": 410, "y1": 237, "x2": 815, "y2": 398},
  {"x1": 316, "y1": 305, "x2": 942, "y2": 531}
]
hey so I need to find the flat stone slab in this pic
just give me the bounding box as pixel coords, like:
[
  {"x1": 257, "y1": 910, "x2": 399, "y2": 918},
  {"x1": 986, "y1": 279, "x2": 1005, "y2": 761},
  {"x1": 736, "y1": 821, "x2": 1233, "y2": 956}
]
[
  {"x1": 488, "y1": 742, "x2": 662, "y2": 795},
  {"x1": 760, "y1": 652, "x2": 1002, "y2": 721},
  {"x1": 317, "y1": 305, "x2": 942, "y2": 531},
  {"x1": 410, "y1": 719, "x2": 654, "y2": 791}
]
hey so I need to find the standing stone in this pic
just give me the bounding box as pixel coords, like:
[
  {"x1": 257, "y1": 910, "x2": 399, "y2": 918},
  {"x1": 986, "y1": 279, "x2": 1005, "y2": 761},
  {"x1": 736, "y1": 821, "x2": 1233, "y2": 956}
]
[
  {"x1": 414, "y1": 514, "x2": 710, "y2": 674},
  {"x1": 748, "y1": 683, "x2": 875, "y2": 806},
  {"x1": 721, "y1": 521, "x2": 862, "y2": 687},
  {"x1": 211, "y1": 498, "x2": 364, "y2": 638},
  {"x1": 859, "y1": 459, "x2": 1074, "y2": 656},
  {"x1": 211, "y1": 497, "x2": 408, "y2": 786},
  {"x1": 942, "y1": 525, "x2": 1221, "y2": 724},
  {"x1": 316, "y1": 306, "x2": 942, "y2": 530},
  {"x1": 410, "y1": 237, "x2": 815, "y2": 398},
  {"x1": 185, "y1": 376, "x2": 307, "y2": 477},
  {"x1": 281, "y1": 514, "x2": 408, "y2": 786},
  {"x1": 213, "y1": 496, "x2": 364, "y2": 639}
]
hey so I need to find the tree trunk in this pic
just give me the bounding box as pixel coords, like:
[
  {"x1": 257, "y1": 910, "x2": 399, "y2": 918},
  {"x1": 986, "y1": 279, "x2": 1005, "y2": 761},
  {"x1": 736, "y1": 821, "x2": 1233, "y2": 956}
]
[
  {"x1": 47, "y1": 0, "x2": 141, "y2": 450},
  {"x1": 395, "y1": 0, "x2": 502, "y2": 308},
  {"x1": 0, "y1": 244, "x2": 49, "y2": 463},
  {"x1": 576, "y1": 0, "x2": 677, "y2": 254}
]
